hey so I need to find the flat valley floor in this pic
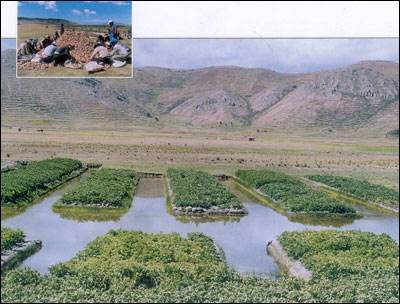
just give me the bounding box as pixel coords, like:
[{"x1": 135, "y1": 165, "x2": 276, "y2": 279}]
[{"x1": 1, "y1": 128, "x2": 399, "y2": 190}]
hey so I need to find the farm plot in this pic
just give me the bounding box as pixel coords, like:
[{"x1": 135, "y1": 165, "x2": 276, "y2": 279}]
[
  {"x1": 235, "y1": 170, "x2": 357, "y2": 216},
  {"x1": 1, "y1": 158, "x2": 83, "y2": 207},
  {"x1": 307, "y1": 175, "x2": 399, "y2": 211},
  {"x1": 56, "y1": 168, "x2": 139, "y2": 209},
  {"x1": 2, "y1": 229, "x2": 398, "y2": 303},
  {"x1": 1, "y1": 226, "x2": 42, "y2": 273},
  {"x1": 276, "y1": 230, "x2": 399, "y2": 302},
  {"x1": 166, "y1": 169, "x2": 246, "y2": 214}
]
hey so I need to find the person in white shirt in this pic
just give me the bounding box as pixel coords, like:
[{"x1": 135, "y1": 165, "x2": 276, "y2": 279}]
[
  {"x1": 90, "y1": 43, "x2": 111, "y2": 65},
  {"x1": 42, "y1": 42, "x2": 57, "y2": 63},
  {"x1": 111, "y1": 42, "x2": 128, "y2": 62}
]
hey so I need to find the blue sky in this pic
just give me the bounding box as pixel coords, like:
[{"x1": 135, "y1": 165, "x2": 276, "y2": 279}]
[{"x1": 18, "y1": 1, "x2": 132, "y2": 25}]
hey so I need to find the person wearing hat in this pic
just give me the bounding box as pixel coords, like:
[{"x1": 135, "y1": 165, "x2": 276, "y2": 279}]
[
  {"x1": 32, "y1": 38, "x2": 41, "y2": 52},
  {"x1": 90, "y1": 43, "x2": 112, "y2": 65},
  {"x1": 107, "y1": 20, "x2": 117, "y2": 36},
  {"x1": 42, "y1": 41, "x2": 57, "y2": 63}
]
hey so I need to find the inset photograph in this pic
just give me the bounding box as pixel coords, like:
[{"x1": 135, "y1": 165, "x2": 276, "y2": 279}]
[{"x1": 17, "y1": 1, "x2": 132, "y2": 77}]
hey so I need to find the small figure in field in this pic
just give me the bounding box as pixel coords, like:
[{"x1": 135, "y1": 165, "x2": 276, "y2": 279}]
[
  {"x1": 60, "y1": 24, "x2": 65, "y2": 36},
  {"x1": 54, "y1": 31, "x2": 59, "y2": 41},
  {"x1": 90, "y1": 43, "x2": 112, "y2": 65}
]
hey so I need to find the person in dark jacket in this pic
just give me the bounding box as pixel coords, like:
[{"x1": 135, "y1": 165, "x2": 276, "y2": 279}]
[
  {"x1": 60, "y1": 24, "x2": 65, "y2": 36},
  {"x1": 53, "y1": 44, "x2": 74, "y2": 66},
  {"x1": 54, "y1": 31, "x2": 60, "y2": 41}
]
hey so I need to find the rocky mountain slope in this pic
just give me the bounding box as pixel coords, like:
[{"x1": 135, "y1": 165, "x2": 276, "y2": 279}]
[{"x1": 1, "y1": 49, "x2": 398, "y2": 136}]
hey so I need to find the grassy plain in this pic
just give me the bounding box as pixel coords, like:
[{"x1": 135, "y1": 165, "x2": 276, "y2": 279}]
[{"x1": 1, "y1": 127, "x2": 398, "y2": 190}]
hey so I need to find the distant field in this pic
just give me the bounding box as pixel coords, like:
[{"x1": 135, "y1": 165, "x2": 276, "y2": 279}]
[
  {"x1": 1, "y1": 128, "x2": 398, "y2": 190},
  {"x1": 17, "y1": 24, "x2": 132, "y2": 77}
]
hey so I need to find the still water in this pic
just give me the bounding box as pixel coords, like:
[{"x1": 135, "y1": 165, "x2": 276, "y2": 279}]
[{"x1": 2, "y1": 178, "x2": 399, "y2": 277}]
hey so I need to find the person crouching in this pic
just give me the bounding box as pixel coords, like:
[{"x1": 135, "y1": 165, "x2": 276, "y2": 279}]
[
  {"x1": 111, "y1": 42, "x2": 129, "y2": 62},
  {"x1": 42, "y1": 42, "x2": 57, "y2": 64},
  {"x1": 90, "y1": 43, "x2": 111, "y2": 65},
  {"x1": 53, "y1": 44, "x2": 74, "y2": 66}
]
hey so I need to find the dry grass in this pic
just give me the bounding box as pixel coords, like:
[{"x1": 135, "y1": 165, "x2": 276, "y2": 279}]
[{"x1": 2, "y1": 128, "x2": 398, "y2": 189}]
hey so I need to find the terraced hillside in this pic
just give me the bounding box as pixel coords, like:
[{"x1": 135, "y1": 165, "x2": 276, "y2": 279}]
[{"x1": 2, "y1": 49, "x2": 399, "y2": 135}]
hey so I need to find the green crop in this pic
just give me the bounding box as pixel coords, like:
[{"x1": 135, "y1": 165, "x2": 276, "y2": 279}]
[
  {"x1": 1, "y1": 158, "x2": 82, "y2": 205},
  {"x1": 1, "y1": 226, "x2": 25, "y2": 252},
  {"x1": 61, "y1": 169, "x2": 139, "y2": 207},
  {"x1": 236, "y1": 170, "x2": 356, "y2": 214},
  {"x1": 307, "y1": 175, "x2": 399, "y2": 208},
  {"x1": 167, "y1": 169, "x2": 244, "y2": 210},
  {"x1": 2, "y1": 229, "x2": 398, "y2": 303}
]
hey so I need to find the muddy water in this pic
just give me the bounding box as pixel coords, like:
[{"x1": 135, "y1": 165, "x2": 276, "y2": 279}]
[{"x1": 2, "y1": 178, "x2": 399, "y2": 277}]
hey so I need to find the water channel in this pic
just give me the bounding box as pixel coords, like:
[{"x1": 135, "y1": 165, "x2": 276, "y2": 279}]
[{"x1": 2, "y1": 177, "x2": 399, "y2": 277}]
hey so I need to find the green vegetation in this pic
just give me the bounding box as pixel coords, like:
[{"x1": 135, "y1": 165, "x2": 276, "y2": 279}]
[
  {"x1": 1, "y1": 158, "x2": 82, "y2": 206},
  {"x1": 307, "y1": 175, "x2": 399, "y2": 209},
  {"x1": 2, "y1": 229, "x2": 399, "y2": 303},
  {"x1": 1, "y1": 227, "x2": 25, "y2": 252},
  {"x1": 60, "y1": 169, "x2": 139, "y2": 208},
  {"x1": 236, "y1": 170, "x2": 356, "y2": 215},
  {"x1": 278, "y1": 230, "x2": 399, "y2": 301},
  {"x1": 167, "y1": 168, "x2": 244, "y2": 210}
]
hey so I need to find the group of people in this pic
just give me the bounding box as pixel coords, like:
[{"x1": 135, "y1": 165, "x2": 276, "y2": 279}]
[
  {"x1": 17, "y1": 35, "x2": 54, "y2": 57},
  {"x1": 17, "y1": 23, "x2": 66, "y2": 59},
  {"x1": 17, "y1": 21, "x2": 131, "y2": 69},
  {"x1": 91, "y1": 20, "x2": 131, "y2": 65}
]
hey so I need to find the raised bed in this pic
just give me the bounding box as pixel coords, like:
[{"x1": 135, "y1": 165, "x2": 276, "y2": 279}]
[
  {"x1": 305, "y1": 175, "x2": 399, "y2": 214},
  {"x1": 234, "y1": 170, "x2": 360, "y2": 219},
  {"x1": 1, "y1": 227, "x2": 42, "y2": 273},
  {"x1": 1, "y1": 158, "x2": 87, "y2": 208},
  {"x1": 165, "y1": 169, "x2": 247, "y2": 215},
  {"x1": 53, "y1": 168, "x2": 140, "y2": 211}
]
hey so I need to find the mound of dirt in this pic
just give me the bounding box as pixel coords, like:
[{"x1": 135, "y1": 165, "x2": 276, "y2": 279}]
[{"x1": 54, "y1": 31, "x2": 95, "y2": 63}]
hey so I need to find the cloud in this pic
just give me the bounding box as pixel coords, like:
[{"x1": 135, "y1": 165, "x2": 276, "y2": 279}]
[
  {"x1": 72, "y1": 9, "x2": 82, "y2": 15},
  {"x1": 85, "y1": 1, "x2": 130, "y2": 5},
  {"x1": 31, "y1": 1, "x2": 58, "y2": 12},
  {"x1": 132, "y1": 39, "x2": 399, "y2": 73},
  {"x1": 84, "y1": 8, "x2": 96, "y2": 15}
]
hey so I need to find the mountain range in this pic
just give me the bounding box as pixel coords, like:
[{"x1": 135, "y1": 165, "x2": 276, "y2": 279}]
[{"x1": 1, "y1": 49, "x2": 399, "y2": 136}]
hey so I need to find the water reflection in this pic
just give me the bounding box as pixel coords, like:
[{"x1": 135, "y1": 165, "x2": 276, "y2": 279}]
[{"x1": 1, "y1": 178, "x2": 398, "y2": 279}]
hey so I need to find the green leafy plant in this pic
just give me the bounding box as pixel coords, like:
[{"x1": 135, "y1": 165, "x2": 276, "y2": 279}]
[
  {"x1": 167, "y1": 169, "x2": 244, "y2": 210},
  {"x1": 1, "y1": 158, "x2": 82, "y2": 205},
  {"x1": 61, "y1": 169, "x2": 139, "y2": 207},
  {"x1": 1, "y1": 226, "x2": 25, "y2": 252},
  {"x1": 236, "y1": 170, "x2": 356, "y2": 214},
  {"x1": 307, "y1": 175, "x2": 399, "y2": 208}
]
